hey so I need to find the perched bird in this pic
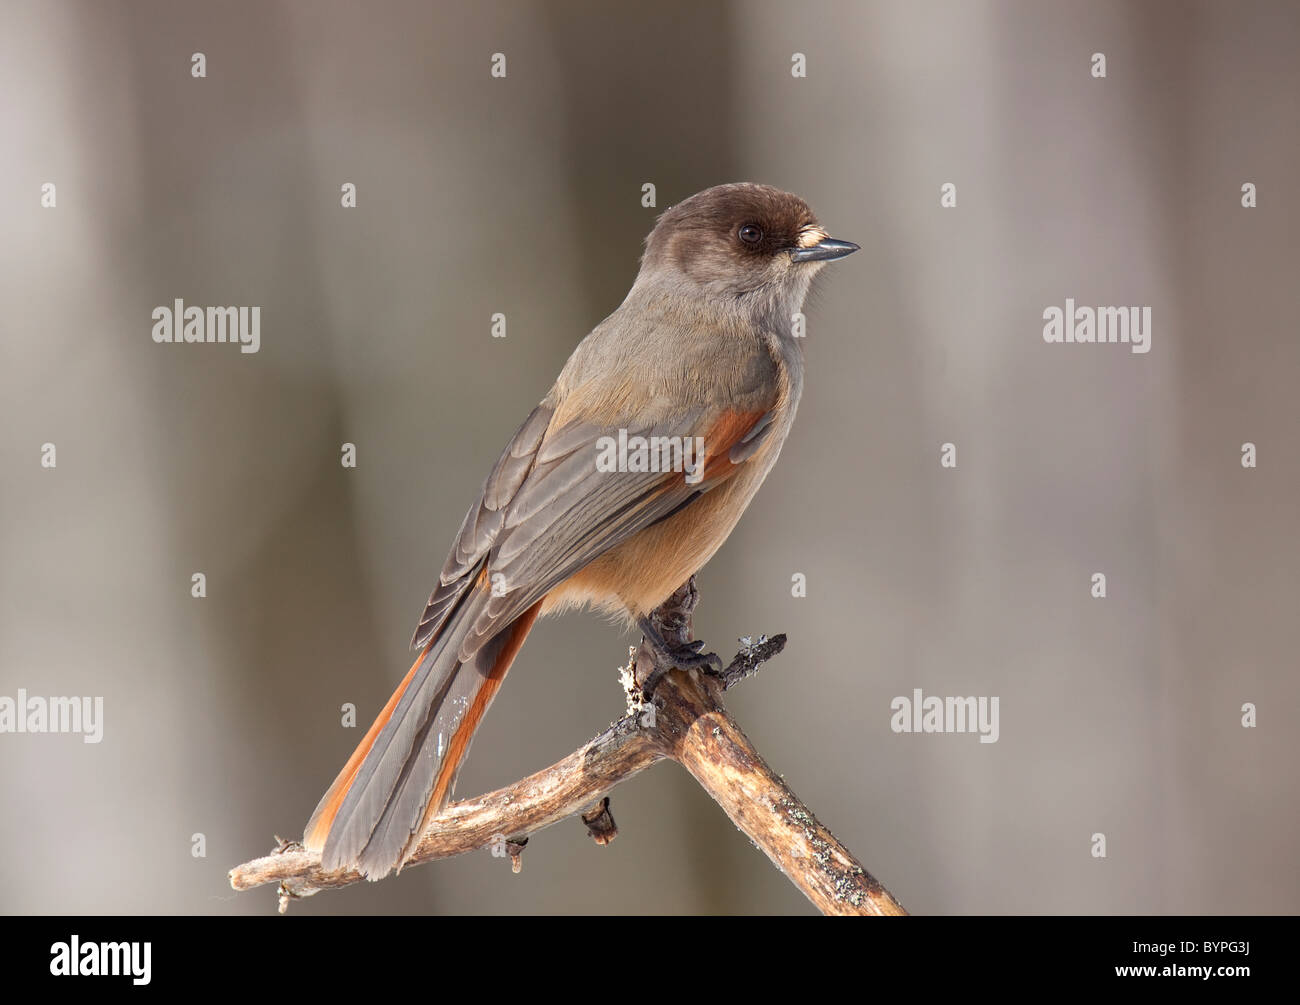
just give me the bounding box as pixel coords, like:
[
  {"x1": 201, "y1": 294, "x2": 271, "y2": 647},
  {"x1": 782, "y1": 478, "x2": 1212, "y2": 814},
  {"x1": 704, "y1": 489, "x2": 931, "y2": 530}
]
[{"x1": 303, "y1": 182, "x2": 858, "y2": 878}]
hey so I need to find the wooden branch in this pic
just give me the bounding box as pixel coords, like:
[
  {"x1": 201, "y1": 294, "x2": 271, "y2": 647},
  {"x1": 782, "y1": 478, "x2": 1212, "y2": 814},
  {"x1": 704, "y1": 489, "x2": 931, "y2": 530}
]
[{"x1": 230, "y1": 579, "x2": 905, "y2": 916}]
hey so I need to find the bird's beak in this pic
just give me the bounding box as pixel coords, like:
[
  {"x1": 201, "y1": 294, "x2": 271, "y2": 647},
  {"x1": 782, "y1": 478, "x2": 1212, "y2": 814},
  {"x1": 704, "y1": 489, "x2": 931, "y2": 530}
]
[{"x1": 789, "y1": 237, "x2": 860, "y2": 263}]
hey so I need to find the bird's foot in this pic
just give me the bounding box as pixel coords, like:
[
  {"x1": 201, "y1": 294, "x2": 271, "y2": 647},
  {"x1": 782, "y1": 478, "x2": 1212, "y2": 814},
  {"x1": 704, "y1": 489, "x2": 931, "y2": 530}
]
[{"x1": 636, "y1": 616, "x2": 724, "y2": 694}]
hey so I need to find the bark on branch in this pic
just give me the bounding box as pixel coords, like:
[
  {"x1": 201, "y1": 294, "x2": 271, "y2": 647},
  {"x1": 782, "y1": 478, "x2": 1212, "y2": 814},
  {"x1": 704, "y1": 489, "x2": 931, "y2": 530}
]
[{"x1": 230, "y1": 579, "x2": 905, "y2": 916}]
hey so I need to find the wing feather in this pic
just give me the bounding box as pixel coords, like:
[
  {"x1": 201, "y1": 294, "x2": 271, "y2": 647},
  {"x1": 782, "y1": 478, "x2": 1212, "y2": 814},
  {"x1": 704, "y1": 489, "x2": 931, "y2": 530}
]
[{"x1": 412, "y1": 396, "x2": 774, "y2": 654}]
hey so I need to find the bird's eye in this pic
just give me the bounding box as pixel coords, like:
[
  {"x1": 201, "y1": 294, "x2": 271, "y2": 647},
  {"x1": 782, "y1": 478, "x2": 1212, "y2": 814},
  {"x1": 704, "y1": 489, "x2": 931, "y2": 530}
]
[{"x1": 738, "y1": 224, "x2": 763, "y2": 245}]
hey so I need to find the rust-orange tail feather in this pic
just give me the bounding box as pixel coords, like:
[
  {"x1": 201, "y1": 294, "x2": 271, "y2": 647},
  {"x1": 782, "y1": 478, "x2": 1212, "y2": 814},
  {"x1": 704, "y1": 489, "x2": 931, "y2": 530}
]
[{"x1": 303, "y1": 586, "x2": 542, "y2": 879}]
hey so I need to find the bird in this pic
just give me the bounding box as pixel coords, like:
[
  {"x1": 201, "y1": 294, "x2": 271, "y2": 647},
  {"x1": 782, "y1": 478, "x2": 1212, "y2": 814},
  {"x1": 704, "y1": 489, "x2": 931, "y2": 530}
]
[{"x1": 302, "y1": 182, "x2": 858, "y2": 879}]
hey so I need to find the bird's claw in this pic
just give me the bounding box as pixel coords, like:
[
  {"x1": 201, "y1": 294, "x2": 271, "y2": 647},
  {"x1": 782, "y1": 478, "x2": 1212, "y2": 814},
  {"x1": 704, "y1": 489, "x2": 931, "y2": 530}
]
[
  {"x1": 651, "y1": 642, "x2": 722, "y2": 674},
  {"x1": 636, "y1": 617, "x2": 724, "y2": 690}
]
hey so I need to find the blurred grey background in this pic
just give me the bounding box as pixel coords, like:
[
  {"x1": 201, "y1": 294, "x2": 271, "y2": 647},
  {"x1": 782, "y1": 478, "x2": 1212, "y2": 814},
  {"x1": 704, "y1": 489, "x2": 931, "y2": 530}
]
[{"x1": 1, "y1": 0, "x2": 1296, "y2": 915}]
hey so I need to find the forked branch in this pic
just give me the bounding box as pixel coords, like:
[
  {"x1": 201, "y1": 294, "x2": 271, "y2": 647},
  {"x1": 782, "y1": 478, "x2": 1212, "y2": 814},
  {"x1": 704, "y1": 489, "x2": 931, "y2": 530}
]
[{"x1": 229, "y1": 580, "x2": 905, "y2": 916}]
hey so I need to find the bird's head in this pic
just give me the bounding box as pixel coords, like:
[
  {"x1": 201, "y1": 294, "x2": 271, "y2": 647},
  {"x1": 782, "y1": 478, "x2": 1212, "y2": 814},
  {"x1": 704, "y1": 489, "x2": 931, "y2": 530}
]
[{"x1": 640, "y1": 182, "x2": 858, "y2": 317}]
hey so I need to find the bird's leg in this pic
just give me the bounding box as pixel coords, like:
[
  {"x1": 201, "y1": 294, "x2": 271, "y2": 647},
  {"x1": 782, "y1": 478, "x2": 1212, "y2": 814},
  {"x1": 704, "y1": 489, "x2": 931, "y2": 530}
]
[{"x1": 634, "y1": 577, "x2": 724, "y2": 694}]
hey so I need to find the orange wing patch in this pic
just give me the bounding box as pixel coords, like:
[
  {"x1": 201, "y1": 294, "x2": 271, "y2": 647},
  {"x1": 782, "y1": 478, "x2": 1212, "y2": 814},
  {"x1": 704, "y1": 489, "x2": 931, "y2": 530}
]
[{"x1": 700, "y1": 408, "x2": 769, "y2": 482}]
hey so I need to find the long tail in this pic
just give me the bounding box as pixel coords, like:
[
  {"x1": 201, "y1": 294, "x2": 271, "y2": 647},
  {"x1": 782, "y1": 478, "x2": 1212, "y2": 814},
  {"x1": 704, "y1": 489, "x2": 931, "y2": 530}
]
[{"x1": 303, "y1": 586, "x2": 542, "y2": 879}]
